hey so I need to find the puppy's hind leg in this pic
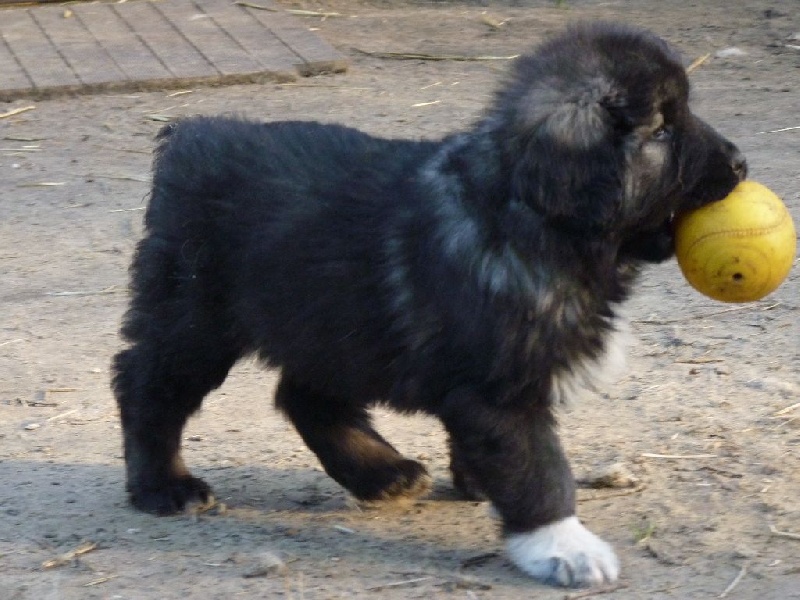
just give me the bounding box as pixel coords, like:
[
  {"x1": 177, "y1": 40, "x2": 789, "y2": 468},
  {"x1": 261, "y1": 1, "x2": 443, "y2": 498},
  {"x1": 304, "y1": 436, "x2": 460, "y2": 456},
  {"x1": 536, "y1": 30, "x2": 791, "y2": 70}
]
[
  {"x1": 275, "y1": 376, "x2": 431, "y2": 503},
  {"x1": 112, "y1": 234, "x2": 240, "y2": 514}
]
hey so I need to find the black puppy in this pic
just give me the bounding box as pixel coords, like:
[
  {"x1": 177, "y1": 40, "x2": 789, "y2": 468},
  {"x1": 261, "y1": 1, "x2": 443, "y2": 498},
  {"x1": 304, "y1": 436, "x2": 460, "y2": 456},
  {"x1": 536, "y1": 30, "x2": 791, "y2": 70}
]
[{"x1": 113, "y1": 23, "x2": 746, "y2": 587}]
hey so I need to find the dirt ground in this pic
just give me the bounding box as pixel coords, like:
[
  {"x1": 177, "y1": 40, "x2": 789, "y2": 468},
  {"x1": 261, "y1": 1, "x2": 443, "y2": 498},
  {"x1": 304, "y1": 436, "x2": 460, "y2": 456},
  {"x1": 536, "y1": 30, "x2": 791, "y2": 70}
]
[{"x1": 1, "y1": 0, "x2": 798, "y2": 598}]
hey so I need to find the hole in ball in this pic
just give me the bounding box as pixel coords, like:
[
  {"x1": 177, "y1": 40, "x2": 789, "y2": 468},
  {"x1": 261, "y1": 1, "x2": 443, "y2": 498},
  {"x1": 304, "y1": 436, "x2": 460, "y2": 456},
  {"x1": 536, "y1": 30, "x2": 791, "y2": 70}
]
[{"x1": 732, "y1": 272, "x2": 744, "y2": 281}]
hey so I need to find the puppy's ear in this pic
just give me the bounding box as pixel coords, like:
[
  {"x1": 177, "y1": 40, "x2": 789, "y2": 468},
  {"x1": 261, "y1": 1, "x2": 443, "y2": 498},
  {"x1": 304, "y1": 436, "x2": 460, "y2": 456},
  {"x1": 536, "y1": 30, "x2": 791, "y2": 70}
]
[{"x1": 507, "y1": 86, "x2": 627, "y2": 233}]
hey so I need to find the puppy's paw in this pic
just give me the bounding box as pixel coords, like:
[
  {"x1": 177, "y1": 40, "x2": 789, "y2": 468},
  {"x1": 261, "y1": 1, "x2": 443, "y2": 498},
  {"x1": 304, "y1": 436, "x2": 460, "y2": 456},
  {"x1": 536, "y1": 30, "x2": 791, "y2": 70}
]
[
  {"x1": 506, "y1": 516, "x2": 619, "y2": 587},
  {"x1": 129, "y1": 475, "x2": 214, "y2": 515},
  {"x1": 355, "y1": 459, "x2": 431, "y2": 505},
  {"x1": 389, "y1": 459, "x2": 433, "y2": 499}
]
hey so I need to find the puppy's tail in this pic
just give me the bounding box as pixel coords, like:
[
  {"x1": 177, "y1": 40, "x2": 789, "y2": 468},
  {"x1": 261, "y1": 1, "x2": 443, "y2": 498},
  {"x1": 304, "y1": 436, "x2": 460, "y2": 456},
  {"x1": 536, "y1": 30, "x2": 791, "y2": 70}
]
[{"x1": 147, "y1": 117, "x2": 250, "y2": 222}]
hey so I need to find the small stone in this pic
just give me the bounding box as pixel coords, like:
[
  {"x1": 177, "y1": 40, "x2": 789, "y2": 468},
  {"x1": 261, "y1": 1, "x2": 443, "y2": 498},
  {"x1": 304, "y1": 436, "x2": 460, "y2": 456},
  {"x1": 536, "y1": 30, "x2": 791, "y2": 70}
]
[
  {"x1": 24, "y1": 423, "x2": 41, "y2": 431},
  {"x1": 579, "y1": 462, "x2": 640, "y2": 489},
  {"x1": 734, "y1": 546, "x2": 758, "y2": 559},
  {"x1": 716, "y1": 47, "x2": 747, "y2": 58},
  {"x1": 242, "y1": 551, "x2": 287, "y2": 578}
]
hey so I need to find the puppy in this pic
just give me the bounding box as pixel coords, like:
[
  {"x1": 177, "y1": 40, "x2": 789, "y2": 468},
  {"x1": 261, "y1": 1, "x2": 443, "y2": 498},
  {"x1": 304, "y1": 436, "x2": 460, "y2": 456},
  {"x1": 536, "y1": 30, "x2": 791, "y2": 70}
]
[{"x1": 112, "y1": 22, "x2": 746, "y2": 587}]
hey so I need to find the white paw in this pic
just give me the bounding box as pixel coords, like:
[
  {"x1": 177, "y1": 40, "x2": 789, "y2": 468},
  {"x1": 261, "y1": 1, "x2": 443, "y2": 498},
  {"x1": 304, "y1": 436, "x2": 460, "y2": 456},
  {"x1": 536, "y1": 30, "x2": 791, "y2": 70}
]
[{"x1": 506, "y1": 516, "x2": 619, "y2": 587}]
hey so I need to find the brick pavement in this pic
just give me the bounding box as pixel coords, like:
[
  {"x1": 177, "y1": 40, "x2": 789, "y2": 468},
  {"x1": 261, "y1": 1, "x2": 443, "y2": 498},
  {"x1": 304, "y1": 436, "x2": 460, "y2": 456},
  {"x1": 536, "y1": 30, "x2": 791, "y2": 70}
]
[{"x1": 0, "y1": 0, "x2": 348, "y2": 100}]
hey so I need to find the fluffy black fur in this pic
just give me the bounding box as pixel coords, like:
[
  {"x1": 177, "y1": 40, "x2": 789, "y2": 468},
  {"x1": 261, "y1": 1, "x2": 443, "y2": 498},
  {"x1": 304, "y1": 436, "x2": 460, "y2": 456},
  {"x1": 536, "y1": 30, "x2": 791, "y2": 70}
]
[{"x1": 113, "y1": 22, "x2": 746, "y2": 583}]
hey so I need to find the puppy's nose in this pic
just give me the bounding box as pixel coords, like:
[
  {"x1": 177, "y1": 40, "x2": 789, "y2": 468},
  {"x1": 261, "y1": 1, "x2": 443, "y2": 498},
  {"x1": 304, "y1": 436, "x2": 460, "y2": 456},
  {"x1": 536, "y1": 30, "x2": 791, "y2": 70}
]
[{"x1": 731, "y1": 150, "x2": 747, "y2": 181}]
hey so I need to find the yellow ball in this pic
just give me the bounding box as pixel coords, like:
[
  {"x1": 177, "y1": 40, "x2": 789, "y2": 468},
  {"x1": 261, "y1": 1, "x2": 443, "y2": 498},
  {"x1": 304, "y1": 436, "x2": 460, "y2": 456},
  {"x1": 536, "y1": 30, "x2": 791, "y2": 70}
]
[{"x1": 675, "y1": 181, "x2": 796, "y2": 303}]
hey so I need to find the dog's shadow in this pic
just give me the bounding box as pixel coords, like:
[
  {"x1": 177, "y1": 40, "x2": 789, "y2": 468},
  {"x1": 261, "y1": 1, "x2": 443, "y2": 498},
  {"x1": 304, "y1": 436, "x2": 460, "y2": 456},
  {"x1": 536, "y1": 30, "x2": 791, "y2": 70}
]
[
  {"x1": 204, "y1": 464, "x2": 509, "y2": 581},
  {"x1": 0, "y1": 459, "x2": 515, "y2": 584},
  {"x1": 207, "y1": 462, "x2": 476, "y2": 513}
]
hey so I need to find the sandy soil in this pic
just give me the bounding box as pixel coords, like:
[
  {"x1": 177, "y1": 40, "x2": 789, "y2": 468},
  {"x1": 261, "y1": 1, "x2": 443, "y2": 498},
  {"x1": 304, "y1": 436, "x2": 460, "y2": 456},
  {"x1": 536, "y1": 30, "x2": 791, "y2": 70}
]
[{"x1": 1, "y1": 1, "x2": 798, "y2": 598}]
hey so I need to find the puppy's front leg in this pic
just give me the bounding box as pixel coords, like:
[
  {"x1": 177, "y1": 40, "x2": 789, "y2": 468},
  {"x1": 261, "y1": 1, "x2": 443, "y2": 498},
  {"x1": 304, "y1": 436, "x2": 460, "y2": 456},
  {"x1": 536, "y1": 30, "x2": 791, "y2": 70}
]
[{"x1": 441, "y1": 388, "x2": 618, "y2": 587}]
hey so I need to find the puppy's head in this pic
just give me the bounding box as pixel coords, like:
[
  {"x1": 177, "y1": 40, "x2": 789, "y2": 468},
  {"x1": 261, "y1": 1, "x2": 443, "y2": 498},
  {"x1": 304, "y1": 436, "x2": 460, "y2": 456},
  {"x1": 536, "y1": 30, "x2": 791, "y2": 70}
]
[{"x1": 491, "y1": 23, "x2": 746, "y2": 259}]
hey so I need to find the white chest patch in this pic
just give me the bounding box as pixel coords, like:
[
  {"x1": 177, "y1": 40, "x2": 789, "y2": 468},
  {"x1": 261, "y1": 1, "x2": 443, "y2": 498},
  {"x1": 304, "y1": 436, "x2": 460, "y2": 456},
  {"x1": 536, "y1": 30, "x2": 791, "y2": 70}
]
[
  {"x1": 550, "y1": 312, "x2": 631, "y2": 406},
  {"x1": 506, "y1": 516, "x2": 619, "y2": 587}
]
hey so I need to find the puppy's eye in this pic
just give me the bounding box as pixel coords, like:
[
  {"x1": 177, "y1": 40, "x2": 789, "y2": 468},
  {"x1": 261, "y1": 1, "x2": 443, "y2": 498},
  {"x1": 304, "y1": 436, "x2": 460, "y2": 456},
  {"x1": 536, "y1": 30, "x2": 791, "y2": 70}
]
[{"x1": 652, "y1": 125, "x2": 673, "y2": 141}]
